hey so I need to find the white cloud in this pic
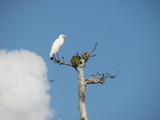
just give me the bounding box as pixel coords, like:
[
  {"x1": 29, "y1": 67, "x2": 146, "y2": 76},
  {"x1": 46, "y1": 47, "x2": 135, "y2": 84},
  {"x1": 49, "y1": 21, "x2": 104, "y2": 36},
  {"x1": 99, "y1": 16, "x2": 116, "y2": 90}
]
[{"x1": 0, "y1": 49, "x2": 53, "y2": 120}]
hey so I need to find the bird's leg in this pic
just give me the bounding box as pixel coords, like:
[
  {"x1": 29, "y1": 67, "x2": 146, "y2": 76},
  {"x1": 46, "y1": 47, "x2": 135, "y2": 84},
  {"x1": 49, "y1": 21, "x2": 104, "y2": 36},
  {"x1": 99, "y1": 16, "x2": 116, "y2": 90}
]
[
  {"x1": 56, "y1": 53, "x2": 60, "y2": 61},
  {"x1": 53, "y1": 55, "x2": 56, "y2": 60}
]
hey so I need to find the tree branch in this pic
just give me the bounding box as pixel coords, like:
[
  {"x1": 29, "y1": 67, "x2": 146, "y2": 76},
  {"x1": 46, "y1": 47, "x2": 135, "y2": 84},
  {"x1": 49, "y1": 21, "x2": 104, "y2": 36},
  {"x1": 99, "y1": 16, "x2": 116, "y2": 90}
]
[
  {"x1": 86, "y1": 71, "x2": 119, "y2": 85},
  {"x1": 82, "y1": 42, "x2": 98, "y2": 62},
  {"x1": 89, "y1": 42, "x2": 98, "y2": 57},
  {"x1": 86, "y1": 78, "x2": 105, "y2": 84},
  {"x1": 51, "y1": 57, "x2": 74, "y2": 67}
]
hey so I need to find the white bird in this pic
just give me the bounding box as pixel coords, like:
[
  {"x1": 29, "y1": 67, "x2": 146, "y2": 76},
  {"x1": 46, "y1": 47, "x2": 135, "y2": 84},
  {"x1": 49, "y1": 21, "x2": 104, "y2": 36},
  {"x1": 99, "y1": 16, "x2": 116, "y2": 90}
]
[{"x1": 50, "y1": 34, "x2": 68, "y2": 60}]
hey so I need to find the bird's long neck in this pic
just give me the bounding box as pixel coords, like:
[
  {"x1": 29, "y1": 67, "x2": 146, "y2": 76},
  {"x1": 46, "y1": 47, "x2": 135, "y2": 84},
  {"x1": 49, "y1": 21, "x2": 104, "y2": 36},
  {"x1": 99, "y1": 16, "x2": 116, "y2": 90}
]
[
  {"x1": 58, "y1": 37, "x2": 64, "y2": 41},
  {"x1": 58, "y1": 36, "x2": 63, "y2": 39},
  {"x1": 58, "y1": 37, "x2": 64, "y2": 44}
]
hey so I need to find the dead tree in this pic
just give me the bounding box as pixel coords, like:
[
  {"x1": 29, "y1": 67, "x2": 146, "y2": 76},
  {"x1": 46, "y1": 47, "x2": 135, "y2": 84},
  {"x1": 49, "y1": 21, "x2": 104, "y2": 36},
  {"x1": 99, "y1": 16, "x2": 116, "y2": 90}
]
[{"x1": 51, "y1": 42, "x2": 118, "y2": 120}]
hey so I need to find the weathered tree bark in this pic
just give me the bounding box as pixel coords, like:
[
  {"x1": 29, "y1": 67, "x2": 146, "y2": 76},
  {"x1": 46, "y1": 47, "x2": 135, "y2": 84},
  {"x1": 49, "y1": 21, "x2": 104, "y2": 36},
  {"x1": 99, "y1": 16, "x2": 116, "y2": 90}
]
[{"x1": 76, "y1": 59, "x2": 88, "y2": 120}]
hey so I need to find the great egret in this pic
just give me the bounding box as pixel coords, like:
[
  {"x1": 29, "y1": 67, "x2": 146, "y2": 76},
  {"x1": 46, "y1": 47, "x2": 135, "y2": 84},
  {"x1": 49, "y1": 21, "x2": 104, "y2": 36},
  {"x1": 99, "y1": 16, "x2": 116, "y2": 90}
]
[{"x1": 50, "y1": 34, "x2": 68, "y2": 60}]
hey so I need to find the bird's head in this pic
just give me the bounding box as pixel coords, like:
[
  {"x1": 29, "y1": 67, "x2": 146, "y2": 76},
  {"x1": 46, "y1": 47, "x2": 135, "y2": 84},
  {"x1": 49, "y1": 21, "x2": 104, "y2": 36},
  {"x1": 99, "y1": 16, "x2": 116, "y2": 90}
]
[{"x1": 59, "y1": 34, "x2": 68, "y2": 38}]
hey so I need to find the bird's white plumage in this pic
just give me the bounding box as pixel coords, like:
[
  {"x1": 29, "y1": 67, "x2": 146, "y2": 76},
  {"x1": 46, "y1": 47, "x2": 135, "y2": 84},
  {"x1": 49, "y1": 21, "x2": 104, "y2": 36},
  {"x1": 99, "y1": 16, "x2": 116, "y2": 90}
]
[{"x1": 50, "y1": 34, "x2": 68, "y2": 58}]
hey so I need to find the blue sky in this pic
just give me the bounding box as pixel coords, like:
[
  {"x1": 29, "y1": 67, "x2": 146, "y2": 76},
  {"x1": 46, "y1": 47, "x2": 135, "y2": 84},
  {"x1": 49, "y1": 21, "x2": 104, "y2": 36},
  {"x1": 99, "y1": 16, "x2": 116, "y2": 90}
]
[{"x1": 0, "y1": 0, "x2": 160, "y2": 120}]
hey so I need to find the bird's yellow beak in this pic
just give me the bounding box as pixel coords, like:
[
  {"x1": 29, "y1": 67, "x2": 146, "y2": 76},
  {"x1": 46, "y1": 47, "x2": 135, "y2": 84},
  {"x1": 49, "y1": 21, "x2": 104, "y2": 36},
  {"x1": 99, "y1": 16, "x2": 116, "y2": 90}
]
[{"x1": 63, "y1": 35, "x2": 68, "y2": 37}]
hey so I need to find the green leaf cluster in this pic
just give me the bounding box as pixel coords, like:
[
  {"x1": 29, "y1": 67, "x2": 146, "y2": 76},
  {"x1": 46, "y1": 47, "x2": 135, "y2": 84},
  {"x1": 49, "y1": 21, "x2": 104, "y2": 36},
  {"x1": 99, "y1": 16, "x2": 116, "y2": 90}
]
[
  {"x1": 70, "y1": 55, "x2": 81, "y2": 67},
  {"x1": 79, "y1": 117, "x2": 85, "y2": 120}
]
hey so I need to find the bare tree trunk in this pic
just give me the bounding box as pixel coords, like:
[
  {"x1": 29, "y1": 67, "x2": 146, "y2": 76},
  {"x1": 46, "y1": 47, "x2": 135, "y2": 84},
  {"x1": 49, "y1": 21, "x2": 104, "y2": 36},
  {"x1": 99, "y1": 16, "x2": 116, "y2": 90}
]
[
  {"x1": 50, "y1": 42, "x2": 118, "y2": 120},
  {"x1": 77, "y1": 59, "x2": 88, "y2": 120}
]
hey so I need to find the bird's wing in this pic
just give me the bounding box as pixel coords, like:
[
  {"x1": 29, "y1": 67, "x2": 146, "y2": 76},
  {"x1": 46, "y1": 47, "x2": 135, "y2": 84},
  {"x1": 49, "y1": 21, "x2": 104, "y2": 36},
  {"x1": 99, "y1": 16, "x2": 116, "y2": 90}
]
[
  {"x1": 50, "y1": 40, "x2": 58, "y2": 57},
  {"x1": 50, "y1": 38, "x2": 61, "y2": 57}
]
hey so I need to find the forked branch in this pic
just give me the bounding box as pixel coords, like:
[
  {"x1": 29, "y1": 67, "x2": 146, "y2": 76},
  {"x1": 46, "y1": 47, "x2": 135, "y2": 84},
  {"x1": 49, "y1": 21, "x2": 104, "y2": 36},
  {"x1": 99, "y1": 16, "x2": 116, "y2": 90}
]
[
  {"x1": 89, "y1": 42, "x2": 98, "y2": 57},
  {"x1": 86, "y1": 71, "x2": 119, "y2": 84},
  {"x1": 82, "y1": 42, "x2": 98, "y2": 62}
]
